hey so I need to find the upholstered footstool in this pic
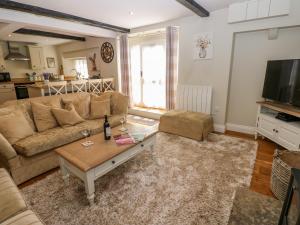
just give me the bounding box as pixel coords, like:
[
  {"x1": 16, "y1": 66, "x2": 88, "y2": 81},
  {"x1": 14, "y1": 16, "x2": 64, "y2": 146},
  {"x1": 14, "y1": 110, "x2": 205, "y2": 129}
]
[{"x1": 159, "y1": 110, "x2": 213, "y2": 141}]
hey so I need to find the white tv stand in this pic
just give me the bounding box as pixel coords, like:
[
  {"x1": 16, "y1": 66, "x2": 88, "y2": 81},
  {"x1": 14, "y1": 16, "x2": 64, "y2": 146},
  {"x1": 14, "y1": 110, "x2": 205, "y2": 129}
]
[{"x1": 256, "y1": 101, "x2": 300, "y2": 150}]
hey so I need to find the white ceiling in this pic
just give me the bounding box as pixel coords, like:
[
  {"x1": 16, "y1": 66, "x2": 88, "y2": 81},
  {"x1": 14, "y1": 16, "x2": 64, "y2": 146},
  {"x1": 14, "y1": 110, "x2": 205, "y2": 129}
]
[{"x1": 13, "y1": 0, "x2": 244, "y2": 29}]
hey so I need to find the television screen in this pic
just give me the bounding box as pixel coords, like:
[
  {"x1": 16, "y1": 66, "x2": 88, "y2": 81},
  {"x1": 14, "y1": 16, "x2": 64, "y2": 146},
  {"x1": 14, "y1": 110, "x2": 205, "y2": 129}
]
[{"x1": 262, "y1": 60, "x2": 300, "y2": 107}]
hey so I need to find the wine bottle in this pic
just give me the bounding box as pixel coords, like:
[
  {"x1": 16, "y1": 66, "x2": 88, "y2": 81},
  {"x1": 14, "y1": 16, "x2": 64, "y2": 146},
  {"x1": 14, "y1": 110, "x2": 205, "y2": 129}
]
[{"x1": 103, "y1": 115, "x2": 111, "y2": 140}]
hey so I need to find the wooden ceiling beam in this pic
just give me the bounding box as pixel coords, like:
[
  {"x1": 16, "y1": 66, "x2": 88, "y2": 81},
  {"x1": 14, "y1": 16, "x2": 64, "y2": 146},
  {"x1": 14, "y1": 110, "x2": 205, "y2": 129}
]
[
  {"x1": 0, "y1": 0, "x2": 130, "y2": 33},
  {"x1": 176, "y1": 0, "x2": 209, "y2": 17},
  {"x1": 14, "y1": 28, "x2": 86, "y2": 41}
]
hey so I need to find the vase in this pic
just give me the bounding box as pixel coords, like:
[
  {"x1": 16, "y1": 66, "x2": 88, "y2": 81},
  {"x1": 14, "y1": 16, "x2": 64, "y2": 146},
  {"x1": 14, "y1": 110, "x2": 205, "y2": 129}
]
[{"x1": 199, "y1": 47, "x2": 207, "y2": 58}]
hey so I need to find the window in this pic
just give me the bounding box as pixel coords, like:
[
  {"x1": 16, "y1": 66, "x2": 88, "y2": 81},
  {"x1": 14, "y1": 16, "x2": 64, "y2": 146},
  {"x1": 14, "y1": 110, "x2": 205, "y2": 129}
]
[
  {"x1": 129, "y1": 34, "x2": 166, "y2": 109},
  {"x1": 74, "y1": 58, "x2": 89, "y2": 79}
]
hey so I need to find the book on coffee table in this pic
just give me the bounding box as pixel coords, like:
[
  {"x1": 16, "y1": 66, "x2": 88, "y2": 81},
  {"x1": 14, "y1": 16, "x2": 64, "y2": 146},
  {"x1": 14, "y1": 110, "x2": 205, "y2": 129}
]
[{"x1": 113, "y1": 133, "x2": 145, "y2": 145}]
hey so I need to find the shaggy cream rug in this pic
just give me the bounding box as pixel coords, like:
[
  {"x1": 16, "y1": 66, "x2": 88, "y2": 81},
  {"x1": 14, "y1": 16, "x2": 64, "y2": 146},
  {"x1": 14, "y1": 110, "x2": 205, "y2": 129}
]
[{"x1": 21, "y1": 132, "x2": 257, "y2": 225}]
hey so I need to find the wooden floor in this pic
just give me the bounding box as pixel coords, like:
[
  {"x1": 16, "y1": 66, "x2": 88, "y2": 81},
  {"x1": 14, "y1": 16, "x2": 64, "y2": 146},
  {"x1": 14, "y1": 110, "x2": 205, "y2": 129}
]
[
  {"x1": 226, "y1": 131, "x2": 276, "y2": 197},
  {"x1": 20, "y1": 130, "x2": 277, "y2": 198}
]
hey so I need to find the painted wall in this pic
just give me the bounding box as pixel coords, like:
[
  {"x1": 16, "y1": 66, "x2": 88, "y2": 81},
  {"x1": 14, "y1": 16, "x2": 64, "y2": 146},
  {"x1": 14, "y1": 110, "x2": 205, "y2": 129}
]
[
  {"x1": 0, "y1": 41, "x2": 59, "y2": 78},
  {"x1": 56, "y1": 36, "x2": 118, "y2": 87},
  {"x1": 131, "y1": 0, "x2": 300, "y2": 131},
  {"x1": 227, "y1": 26, "x2": 300, "y2": 128}
]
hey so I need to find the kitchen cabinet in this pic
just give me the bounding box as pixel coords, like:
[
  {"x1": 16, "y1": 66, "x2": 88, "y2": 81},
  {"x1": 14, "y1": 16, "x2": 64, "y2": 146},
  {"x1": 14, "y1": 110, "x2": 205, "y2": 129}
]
[
  {"x1": 0, "y1": 83, "x2": 16, "y2": 104},
  {"x1": 28, "y1": 46, "x2": 45, "y2": 70},
  {"x1": 0, "y1": 47, "x2": 6, "y2": 71},
  {"x1": 246, "y1": 0, "x2": 258, "y2": 20},
  {"x1": 228, "y1": 2, "x2": 248, "y2": 23},
  {"x1": 269, "y1": 0, "x2": 290, "y2": 17},
  {"x1": 257, "y1": 0, "x2": 271, "y2": 18},
  {"x1": 228, "y1": 0, "x2": 290, "y2": 23}
]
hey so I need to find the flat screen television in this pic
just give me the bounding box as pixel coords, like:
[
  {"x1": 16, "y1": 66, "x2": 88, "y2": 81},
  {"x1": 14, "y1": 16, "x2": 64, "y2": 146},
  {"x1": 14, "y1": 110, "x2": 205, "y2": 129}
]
[{"x1": 262, "y1": 59, "x2": 300, "y2": 107}]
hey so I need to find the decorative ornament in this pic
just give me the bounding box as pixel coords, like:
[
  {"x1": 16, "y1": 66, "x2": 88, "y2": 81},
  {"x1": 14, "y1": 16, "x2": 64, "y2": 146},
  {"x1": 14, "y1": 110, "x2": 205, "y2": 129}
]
[{"x1": 101, "y1": 42, "x2": 114, "y2": 63}]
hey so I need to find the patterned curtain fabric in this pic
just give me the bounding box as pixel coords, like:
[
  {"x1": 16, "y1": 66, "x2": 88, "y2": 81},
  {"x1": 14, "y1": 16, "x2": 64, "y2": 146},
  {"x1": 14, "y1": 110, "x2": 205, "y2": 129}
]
[
  {"x1": 166, "y1": 26, "x2": 179, "y2": 110},
  {"x1": 120, "y1": 34, "x2": 132, "y2": 102}
]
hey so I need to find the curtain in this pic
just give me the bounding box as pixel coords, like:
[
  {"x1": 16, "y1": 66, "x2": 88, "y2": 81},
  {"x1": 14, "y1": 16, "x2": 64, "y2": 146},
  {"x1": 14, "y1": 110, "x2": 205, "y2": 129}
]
[
  {"x1": 166, "y1": 26, "x2": 179, "y2": 110},
  {"x1": 120, "y1": 34, "x2": 132, "y2": 102}
]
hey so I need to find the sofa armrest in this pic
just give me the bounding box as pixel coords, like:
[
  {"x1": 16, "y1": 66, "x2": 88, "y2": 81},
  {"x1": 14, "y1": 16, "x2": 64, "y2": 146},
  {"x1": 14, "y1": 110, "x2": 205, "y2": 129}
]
[{"x1": 0, "y1": 134, "x2": 17, "y2": 164}]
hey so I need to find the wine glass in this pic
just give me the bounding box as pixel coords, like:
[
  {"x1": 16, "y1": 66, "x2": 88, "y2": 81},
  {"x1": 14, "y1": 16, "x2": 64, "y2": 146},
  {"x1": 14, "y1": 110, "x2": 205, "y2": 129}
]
[
  {"x1": 119, "y1": 114, "x2": 127, "y2": 132},
  {"x1": 81, "y1": 129, "x2": 91, "y2": 148}
]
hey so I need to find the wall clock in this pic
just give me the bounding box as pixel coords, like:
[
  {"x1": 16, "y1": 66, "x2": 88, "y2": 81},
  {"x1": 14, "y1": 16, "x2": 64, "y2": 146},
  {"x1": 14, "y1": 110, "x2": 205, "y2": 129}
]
[{"x1": 101, "y1": 42, "x2": 114, "y2": 63}]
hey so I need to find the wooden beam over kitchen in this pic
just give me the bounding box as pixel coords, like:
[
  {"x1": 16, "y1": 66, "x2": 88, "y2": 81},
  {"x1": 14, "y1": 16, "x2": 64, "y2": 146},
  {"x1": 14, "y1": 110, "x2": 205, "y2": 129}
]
[
  {"x1": 176, "y1": 0, "x2": 209, "y2": 17},
  {"x1": 0, "y1": 0, "x2": 130, "y2": 33},
  {"x1": 14, "y1": 28, "x2": 86, "y2": 41}
]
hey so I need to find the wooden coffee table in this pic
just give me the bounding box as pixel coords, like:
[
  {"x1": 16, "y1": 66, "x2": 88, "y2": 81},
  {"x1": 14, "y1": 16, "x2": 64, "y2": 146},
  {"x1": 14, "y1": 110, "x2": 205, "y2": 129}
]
[{"x1": 55, "y1": 122, "x2": 157, "y2": 205}]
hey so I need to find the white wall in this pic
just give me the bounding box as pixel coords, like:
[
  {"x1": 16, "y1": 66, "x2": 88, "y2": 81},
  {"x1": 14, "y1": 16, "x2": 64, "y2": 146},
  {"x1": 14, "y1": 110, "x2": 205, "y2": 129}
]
[
  {"x1": 227, "y1": 26, "x2": 300, "y2": 130},
  {"x1": 56, "y1": 36, "x2": 118, "y2": 87},
  {"x1": 131, "y1": 0, "x2": 300, "y2": 131},
  {"x1": 0, "y1": 41, "x2": 59, "y2": 78}
]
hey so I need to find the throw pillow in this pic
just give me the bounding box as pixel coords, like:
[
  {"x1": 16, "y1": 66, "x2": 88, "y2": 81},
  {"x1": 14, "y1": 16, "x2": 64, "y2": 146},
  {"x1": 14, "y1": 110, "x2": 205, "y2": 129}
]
[
  {"x1": 90, "y1": 99, "x2": 111, "y2": 119},
  {"x1": 52, "y1": 104, "x2": 84, "y2": 126},
  {"x1": 31, "y1": 102, "x2": 58, "y2": 132},
  {"x1": 0, "y1": 104, "x2": 36, "y2": 131},
  {"x1": 0, "y1": 110, "x2": 35, "y2": 144},
  {"x1": 111, "y1": 92, "x2": 129, "y2": 115},
  {"x1": 62, "y1": 94, "x2": 90, "y2": 119}
]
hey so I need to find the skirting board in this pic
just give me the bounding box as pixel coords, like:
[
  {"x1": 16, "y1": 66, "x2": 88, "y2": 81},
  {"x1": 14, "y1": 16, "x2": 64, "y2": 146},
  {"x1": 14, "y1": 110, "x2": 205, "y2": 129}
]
[
  {"x1": 128, "y1": 108, "x2": 162, "y2": 120},
  {"x1": 214, "y1": 124, "x2": 226, "y2": 133},
  {"x1": 226, "y1": 123, "x2": 255, "y2": 135}
]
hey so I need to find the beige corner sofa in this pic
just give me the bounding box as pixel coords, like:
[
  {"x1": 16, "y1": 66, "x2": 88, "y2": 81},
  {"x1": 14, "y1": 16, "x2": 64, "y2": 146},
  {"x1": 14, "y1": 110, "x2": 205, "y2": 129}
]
[
  {"x1": 0, "y1": 168, "x2": 44, "y2": 225},
  {"x1": 0, "y1": 91, "x2": 128, "y2": 185}
]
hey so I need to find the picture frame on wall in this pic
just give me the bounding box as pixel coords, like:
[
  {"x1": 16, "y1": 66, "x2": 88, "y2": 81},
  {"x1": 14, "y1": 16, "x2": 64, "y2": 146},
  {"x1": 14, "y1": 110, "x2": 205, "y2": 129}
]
[
  {"x1": 193, "y1": 32, "x2": 213, "y2": 60},
  {"x1": 46, "y1": 57, "x2": 56, "y2": 68}
]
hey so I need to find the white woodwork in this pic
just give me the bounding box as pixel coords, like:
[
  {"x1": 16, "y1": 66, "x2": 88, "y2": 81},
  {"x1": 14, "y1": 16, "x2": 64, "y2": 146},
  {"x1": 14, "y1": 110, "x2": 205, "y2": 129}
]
[
  {"x1": 47, "y1": 81, "x2": 67, "y2": 96},
  {"x1": 228, "y1": 0, "x2": 290, "y2": 23},
  {"x1": 70, "y1": 80, "x2": 87, "y2": 93},
  {"x1": 58, "y1": 134, "x2": 156, "y2": 205},
  {"x1": 88, "y1": 79, "x2": 102, "y2": 94},
  {"x1": 256, "y1": 104, "x2": 300, "y2": 150},
  {"x1": 0, "y1": 84, "x2": 16, "y2": 104},
  {"x1": 246, "y1": 0, "x2": 259, "y2": 20},
  {"x1": 228, "y1": 2, "x2": 248, "y2": 23},
  {"x1": 257, "y1": 0, "x2": 271, "y2": 18},
  {"x1": 269, "y1": 0, "x2": 290, "y2": 17},
  {"x1": 28, "y1": 46, "x2": 45, "y2": 70},
  {"x1": 102, "y1": 78, "x2": 114, "y2": 92},
  {"x1": 0, "y1": 47, "x2": 6, "y2": 71},
  {"x1": 176, "y1": 85, "x2": 212, "y2": 114}
]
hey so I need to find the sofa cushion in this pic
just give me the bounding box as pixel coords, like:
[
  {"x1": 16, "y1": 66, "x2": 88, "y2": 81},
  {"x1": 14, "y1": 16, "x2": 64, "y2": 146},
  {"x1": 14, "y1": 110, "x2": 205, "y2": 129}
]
[
  {"x1": 0, "y1": 169, "x2": 27, "y2": 223},
  {"x1": 52, "y1": 104, "x2": 84, "y2": 127},
  {"x1": 62, "y1": 93, "x2": 90, "y2": 119},
  {"x1": 0, "y1": 134, "x2": 17, "y2": 160},
  {"x1": 0, "y1": 104, "x2": 36, "y2": 131},
  {"x1": 90, "y1": 99, "x2": 111, "y2": 119},
  {"x1": 0, "y1": 210, "x2": 44, "y2": 225},
  {"x1": 13, "y1": 115, "x2": 123, "y2": 157},
  {"x1": 93, "y1": 92, "x2": 129, "y2": 115},
  {"x1": 0, "y1": 110, "x2": 35, "y2": 144},
  {"x1": 31, "y1": 102, "x2": 58, "y2": 132}
]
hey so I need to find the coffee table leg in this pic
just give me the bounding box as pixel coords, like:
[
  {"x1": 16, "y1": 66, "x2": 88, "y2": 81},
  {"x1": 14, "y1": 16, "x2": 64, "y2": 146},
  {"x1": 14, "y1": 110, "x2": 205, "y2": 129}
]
[
  {"x1": 84, "y1": 170, "x2": 95, "y2": 206},
  {"x1": 59, "y1": 157, "x2": 69, "y2": 185}
]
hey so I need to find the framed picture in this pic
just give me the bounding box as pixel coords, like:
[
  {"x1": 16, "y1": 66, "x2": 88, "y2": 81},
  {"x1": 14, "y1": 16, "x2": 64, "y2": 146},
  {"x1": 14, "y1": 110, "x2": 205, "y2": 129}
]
[
  {"x1": 193, "y1": 32, "x2": 213, "y2": 60},
  {"x1": 46, "y1": 57, "x2": 56, "y2": 68}
]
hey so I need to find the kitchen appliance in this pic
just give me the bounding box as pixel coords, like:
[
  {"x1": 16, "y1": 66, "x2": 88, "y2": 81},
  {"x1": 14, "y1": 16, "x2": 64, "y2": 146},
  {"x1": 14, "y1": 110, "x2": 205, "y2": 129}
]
[
  {"x1": 14, "y1": 82, "x2": 34, "y2": 99},
  {"x1": 4, "y1": 42, "x2": 30, "y2": 61},
  {"x1": 0, "y1": 72, "x2": 11, "y2": 82},
  {"x1": 262, "y1": 59, "x2": 300, "y2": 107}
]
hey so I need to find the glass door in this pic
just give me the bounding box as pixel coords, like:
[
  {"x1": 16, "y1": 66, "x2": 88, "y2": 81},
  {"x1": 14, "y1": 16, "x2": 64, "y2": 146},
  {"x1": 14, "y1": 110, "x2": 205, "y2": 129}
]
[{"x1": 130, "y1": 40, "x2": 166, "y2": 109}]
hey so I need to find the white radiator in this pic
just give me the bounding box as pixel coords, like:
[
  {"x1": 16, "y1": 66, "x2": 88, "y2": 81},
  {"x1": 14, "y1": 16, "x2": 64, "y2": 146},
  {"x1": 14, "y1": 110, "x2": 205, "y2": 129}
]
[{"x1": 176, "y1": 85, "x2": 212, "y2": 114}]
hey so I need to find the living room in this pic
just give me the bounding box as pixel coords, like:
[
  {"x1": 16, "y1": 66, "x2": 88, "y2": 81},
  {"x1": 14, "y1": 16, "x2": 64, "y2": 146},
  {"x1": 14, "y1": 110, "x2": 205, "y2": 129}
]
[{"x1": 0, "y1": 0, "x2": 300, "y2": 225}]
